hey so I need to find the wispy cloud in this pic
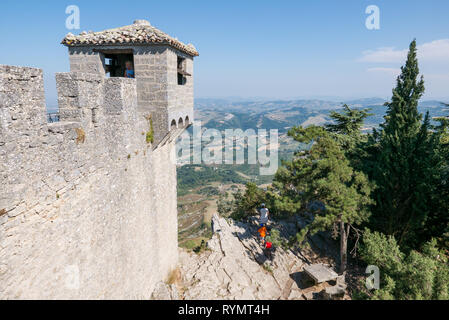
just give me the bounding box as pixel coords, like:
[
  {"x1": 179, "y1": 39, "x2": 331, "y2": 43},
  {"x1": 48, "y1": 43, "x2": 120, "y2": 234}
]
[
  {"x1": 367, "y1": 67, "x2": 401, "y2": 75},
  {"x1": 360, "y1": 47, "x2": 407, "y2": 63},
  {"x1": 359, "y1": 39, "x2": 449, "y2": 63}
]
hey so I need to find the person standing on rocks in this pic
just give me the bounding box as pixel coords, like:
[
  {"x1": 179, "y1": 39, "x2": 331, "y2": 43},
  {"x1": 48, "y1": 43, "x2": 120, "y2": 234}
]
[
  {"x1": 258, "y1": 225, "x2": 267, "y2": 245},
  {"x1": 259, "y1": 203, "x2": 270, "y2": 227},
  {"x1": 264, "y1": 236, "x2": 273, "y2": 260}
]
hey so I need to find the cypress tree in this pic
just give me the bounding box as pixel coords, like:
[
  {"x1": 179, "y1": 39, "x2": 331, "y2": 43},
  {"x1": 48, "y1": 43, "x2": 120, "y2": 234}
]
[
  {"x1": 426, "y1": 103, "x2": 449, "y2": 247},
  {"x1": 371, "y1": 40, "x2": 437, "y2": 246}
]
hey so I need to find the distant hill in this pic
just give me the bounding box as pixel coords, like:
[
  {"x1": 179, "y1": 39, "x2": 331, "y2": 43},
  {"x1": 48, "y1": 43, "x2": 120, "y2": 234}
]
[
  {"x1": 195, "y1": 98, "x2": 448, "y2": 133},
  {"x1": 343, "y1": 97, "x2": 387, "y2": 106}
]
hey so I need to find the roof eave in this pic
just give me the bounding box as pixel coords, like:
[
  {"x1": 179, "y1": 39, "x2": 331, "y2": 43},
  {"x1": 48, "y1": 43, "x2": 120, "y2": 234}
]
[{"x1": 61, "y1": 40, "x2": 199, "y2": 57}]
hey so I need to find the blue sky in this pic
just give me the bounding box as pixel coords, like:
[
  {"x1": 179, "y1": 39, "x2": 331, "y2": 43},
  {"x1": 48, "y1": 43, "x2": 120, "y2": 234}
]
[{"x1": 1, "y1": 0, "x2": 448, "y2": 106}]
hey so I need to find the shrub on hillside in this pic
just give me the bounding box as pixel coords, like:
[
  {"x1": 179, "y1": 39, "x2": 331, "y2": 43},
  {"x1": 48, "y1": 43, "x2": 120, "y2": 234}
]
[
  {"x1": 231, "y1": 182, "x2": 267, "y2": 220},
  {"x1": 358, "y1": 229, "x2": 449, "y2": 300}
]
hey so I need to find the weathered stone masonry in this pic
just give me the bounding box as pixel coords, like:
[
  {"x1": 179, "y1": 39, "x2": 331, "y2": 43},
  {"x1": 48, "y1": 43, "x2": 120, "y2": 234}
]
[
  {"x1": 0, "y1": 19, "x2": 196, "y2": 299},
  {"x1": 0, "y1": 65, "x2": 179, "y2": 299}
]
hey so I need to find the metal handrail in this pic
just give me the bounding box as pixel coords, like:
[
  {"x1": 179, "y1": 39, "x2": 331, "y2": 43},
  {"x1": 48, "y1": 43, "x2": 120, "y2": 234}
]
[{"x1": 47, "y1": 112, "x2": 60, "y2": 123}]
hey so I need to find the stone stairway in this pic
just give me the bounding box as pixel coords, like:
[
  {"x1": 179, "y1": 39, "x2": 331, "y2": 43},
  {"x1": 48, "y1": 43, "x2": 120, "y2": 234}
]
[{"x1": 152, "y1": 126, "x2": 187, "y2": 150}]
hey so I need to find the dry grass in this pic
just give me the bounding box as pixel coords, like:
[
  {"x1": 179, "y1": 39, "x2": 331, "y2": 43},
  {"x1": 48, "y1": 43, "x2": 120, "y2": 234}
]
[
  {"x1": 166, "y1": 267, "x2": 182, "y2": 285},
  {"x1": 75, "y1": 128, "x2": 86, "y2": 144},
  {"x1": 262, "y1": 263, "x2": 273, "y2": 274}
]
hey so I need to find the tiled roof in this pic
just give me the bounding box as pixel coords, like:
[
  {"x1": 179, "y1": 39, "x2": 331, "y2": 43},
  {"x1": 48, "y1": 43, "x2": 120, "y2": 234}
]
[{"x1": 61, "y1": 19, "x2": 198, "y2": 57}]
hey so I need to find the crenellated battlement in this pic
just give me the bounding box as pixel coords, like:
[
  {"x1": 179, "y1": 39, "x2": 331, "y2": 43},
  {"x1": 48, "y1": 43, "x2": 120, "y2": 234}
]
[
  {"x1": 0, "y1": 65, "x2": 146, "y2": 180},
  {"x1": 0, "y1": 64, "x2": 179, "y2": 299},
  {"x1": 56, "y1": 71, "x2": 139, "y2": 123}
]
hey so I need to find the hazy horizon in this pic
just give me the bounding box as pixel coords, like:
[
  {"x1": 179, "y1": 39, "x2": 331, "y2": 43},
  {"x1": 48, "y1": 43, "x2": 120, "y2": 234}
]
[{"x1": 46, "y1": 95, "x2": 448, "y2": 111}]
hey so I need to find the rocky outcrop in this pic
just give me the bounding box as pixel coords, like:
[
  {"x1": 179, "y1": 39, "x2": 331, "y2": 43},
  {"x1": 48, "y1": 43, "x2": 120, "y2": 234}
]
[
  {"x1": 175, "y1": 214, "x2": 346, "y2": 300},
  {"x1": 151, "y1": 282, "x2": 180, "y2": 300},
  {"x1": 322, "y1": 275, "x2": 347, "y2": 300}
]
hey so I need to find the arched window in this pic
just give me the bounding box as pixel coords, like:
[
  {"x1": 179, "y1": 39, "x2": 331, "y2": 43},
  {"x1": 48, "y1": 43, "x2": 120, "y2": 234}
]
[
  {"x1": 185, "y1": 116, "x2": 190, "y2": 126},
  {"x1": 178, "y1": 117, "x2": 184, "y2": 127},
  {"x1": 171, "y1": 119, "x2": 177, "y2": 129}
]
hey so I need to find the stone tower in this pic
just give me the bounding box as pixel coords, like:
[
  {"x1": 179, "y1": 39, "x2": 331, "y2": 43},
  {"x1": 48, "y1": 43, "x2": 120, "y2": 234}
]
[{"x1": 62, "y1": 19, "x2": 198, "y2": 145}]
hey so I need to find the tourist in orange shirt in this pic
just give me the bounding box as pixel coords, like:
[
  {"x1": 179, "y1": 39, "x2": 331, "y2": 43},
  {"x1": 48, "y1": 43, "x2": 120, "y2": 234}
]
[{"x1": 258, "y1": 225, "x2": 267, "y2": 245}]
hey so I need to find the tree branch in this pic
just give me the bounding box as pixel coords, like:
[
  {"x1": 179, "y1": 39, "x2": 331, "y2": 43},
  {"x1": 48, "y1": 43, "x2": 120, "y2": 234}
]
[{"x1": 349, "y1": 224, "x2": 363, "y2": 257}]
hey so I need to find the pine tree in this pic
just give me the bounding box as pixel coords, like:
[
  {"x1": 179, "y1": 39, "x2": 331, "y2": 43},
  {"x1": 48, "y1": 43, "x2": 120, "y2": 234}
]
[
  {"x1": 359, "y1": 230, "x2": 449, "y2": 300},
  {"x1": 326, "y1": 104, "x2": 373, "y2": 170},
  {"x1": 231, "y1": 182, "x2": 266, "y2": 220},
  {"x1": 274, "y1": 125, "x2": 373, "y2": 273},
  {"x1": 326, "y1": 104, "x2": 372, "y2": 138},
  {"x1": 371, "y1": 40, "x2": 439, "y2": 246}
]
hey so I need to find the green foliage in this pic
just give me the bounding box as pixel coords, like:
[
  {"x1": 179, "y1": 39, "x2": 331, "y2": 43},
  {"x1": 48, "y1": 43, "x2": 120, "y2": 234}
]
[
  {"x1": 146, "y1": 117, "x2": 154, "y2": 144},
  {"x1": 223, "y1": 39, "x2": 448, "y2": 298},
  {"x1": 217, "y1": 192, "x2": 235, "y2": 217},
  {"x1": 231, "y1": 182, "x2": 266, "y2": 220},
  {"x1": 193, "y1": 239, "x2": 209, "y2": 254},
  {"x1": 433, "y1": 103, "x2": 449, "y2": 143},
  {"x1": 325, "y1": 105, "x2": 374, "y2": 174},
  {"x1": 198, "y1": 186, "x2": 220, "y2": 196},
  {"x1": 360, "y1": 229, "x2": 404, "y2": 275},
  {"x1": 182, "y1": 41, "x2": 448, "y2": 299},
  {"x1": 326, "y1": 104, "x2": 372, "y2": 153},
  {"x1": 428, "y1": 104, "x2": 449, "y2": 246},
  {"x1": 366, "y1": 40, "x2": 448, "y2": 247},
  {"x1": 262, "y1": 263, "x2": 273, "y2": 274},
  {"x1": 326, "y1": 104, "x2": 372, "y2": 136},
  {"x1": 277, "y1": 125, "x2": 373, "y2": 232},
  {"x1": 267, "y1": 166, "x2": 303, "y2": 218},
  {"x1": 146, "y1": 126, "x2": 154, "y2": 144},
  {"x1": 359, "y1": 230, "x2": 449, "y2": 300},
  {"x1": 267, "y1": 228, "x2": 291, "y2": 250},
  {"x1": 177, "y1": 165, "x2": 247, "y2": 196},
  {"x1": 264, "y1": 125, "x2": 374, "y2": 272},
  {"x1": 295, "y1": 227, "x2": 309, "y2": 246},
  {"x1": 180, "y1": 238, "x2": 210, "y2": 254}
]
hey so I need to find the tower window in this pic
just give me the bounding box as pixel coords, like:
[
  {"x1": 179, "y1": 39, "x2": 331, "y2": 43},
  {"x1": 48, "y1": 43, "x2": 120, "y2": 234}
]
[
  {"x1": 104, "y1": 54, "x2": 134, "y2": 78},
  {"x1": 177, "y1": 56, "x2": 190, "y2": 85},
  {"x1": 97, "y1": 50, "x2": 134, "y2": 78}
]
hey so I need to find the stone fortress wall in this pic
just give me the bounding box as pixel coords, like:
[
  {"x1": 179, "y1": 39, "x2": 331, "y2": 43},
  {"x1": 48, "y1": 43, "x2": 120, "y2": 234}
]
[{"x1": 0, "y1": 65, "x2": 178, "y2": 299}]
